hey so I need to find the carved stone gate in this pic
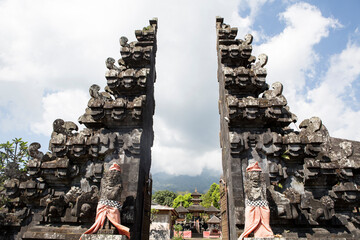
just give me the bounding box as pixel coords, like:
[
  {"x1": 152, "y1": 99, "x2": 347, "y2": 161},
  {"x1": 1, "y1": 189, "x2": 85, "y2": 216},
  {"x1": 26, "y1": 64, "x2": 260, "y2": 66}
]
[
  {"x1": 0, "y1": 18, "x2": 158, "y2": 240},
  {"x1": 216, "y1": 17, "x2": 360, "y2": 239},
  {"x1": 1, "y1": 16, "x2": 360, "y2": 240}
]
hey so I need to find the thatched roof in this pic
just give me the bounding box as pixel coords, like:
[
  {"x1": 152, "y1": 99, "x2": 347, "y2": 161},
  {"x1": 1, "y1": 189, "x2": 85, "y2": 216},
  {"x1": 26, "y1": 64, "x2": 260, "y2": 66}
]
[
  {"x1": 175, "y1": 206, "x2": 189, "y2": 214},
  {"x1": 205, "y1": 206, "x2": 220, "y2": 213},
  {"x1": 187, "y1": 204, "x2": 205, "y2": 212},
  {"x1": 207, "y1": 215, "x2": 220, "y2": 224}
]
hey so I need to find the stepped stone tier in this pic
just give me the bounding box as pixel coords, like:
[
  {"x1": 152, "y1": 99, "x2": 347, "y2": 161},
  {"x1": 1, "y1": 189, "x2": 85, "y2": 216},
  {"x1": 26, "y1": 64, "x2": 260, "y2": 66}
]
[
  {"x1": 0, "y1": 18, "x2": 158, "y2": 240},
  {"x1": 216, "y1": 17, "x2": 360, "y2": 239}
]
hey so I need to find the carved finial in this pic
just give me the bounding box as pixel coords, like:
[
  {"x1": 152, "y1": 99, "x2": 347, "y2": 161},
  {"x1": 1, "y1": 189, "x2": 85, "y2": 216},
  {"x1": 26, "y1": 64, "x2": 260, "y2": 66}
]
[
  {"x1": 28, "y1": 142, "x2": 43, "y2": 159},
  {"x1": 64, "y1": 121, "x2": 78, "y2": 133},
  {"x1": 105, "y1": 57, "x2": 119, "y2": 70},
  {"x1": 104, "y1": 86, "x2": 114, "y2": 95},
  {"x1": 244, "y1": 34, "x2": 253, "y2": 45},
  {"x1": 119, "y1": 36, "x2": 129, "y2": 47},
  {"x1": 258, "y1": 54, "x2": 268, "y2": 67},
  {"x1": 53, "y1": 119, "x2": 65, "y2": 133},
  {"x1": 89, "y1": 84, "x2": 101, "y2": 98},
  {"x1": 272, "y1": 82, "x2": 283, "y2": 96}
]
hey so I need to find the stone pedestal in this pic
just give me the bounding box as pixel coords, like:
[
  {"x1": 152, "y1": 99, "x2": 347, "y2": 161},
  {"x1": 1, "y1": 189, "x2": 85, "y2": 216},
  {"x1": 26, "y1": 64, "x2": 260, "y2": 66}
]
[{"x1": 81, "y1": 235, "x2": 128, "y2": 240}]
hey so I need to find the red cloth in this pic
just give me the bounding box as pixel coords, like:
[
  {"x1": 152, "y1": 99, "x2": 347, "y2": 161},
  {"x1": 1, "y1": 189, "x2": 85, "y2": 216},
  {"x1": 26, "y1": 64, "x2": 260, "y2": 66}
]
[
  {"x1": 80, "y1": 203, "x2": 130, "y2": 239},
  {"x1": 238, "y1": 205, "x2": 274, "y2": 240},
  {"x1": 246, "y1": 161, "x2": 262, "y2": 172},
  {"x1": 109, "y1": 163, "x2": 122, "y2": 172}
]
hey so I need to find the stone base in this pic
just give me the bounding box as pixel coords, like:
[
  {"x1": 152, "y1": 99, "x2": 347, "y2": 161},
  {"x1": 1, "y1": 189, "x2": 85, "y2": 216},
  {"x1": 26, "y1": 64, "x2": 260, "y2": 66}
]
[{"x1": 81, "y1": 234, "x2": 128, "y2": 240}]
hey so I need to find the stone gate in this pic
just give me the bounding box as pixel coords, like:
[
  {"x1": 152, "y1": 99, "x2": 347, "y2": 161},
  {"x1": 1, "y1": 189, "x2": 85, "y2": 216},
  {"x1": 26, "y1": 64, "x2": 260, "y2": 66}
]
[
  {"x1": 216, "y1": 16, "x2": 360, "y2": 239},
  {"x1": 0, "y1": 18, "x2": 157, "y2": 240}
]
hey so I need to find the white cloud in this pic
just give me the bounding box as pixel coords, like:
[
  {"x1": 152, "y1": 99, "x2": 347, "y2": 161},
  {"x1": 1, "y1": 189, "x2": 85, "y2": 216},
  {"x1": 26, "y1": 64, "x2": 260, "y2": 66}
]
[
  {"x1": 1, "y1": 0, "x2": 358, "y2": 176},
  {"x1": 253, "y1": 2, "x2": 360, "y2": 141},
  {"x1": 255, "y1": 2, "x2": 340, "y2": 92},
  {"x1": 31, "y1": 89, "x2": 89, "y2": 135},
  {"x1": 253, "y1": 2, "x2": 341, "y2": 123},
  {"x1": 295, "y1": 42, "x2": 360, "y2": 140},
  {"x1": 152, "y1": 139, "x2": 222, "y2": 176},
  {"x1": 230, "y1": 0, "x2": 273, "y2": 40},
  {"x1": 1, "y1": 0, "x2": 257, "y2": 175}
]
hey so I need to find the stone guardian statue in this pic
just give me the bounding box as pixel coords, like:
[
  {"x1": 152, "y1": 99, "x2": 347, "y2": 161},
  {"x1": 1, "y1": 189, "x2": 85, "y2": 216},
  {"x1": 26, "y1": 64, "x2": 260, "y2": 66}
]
[
  {"x1": 238, "y1": 161, "x2": 274, "y2": 239},
  {"x1": 81, "y1": 162, "x2": 130, "y2": 239}
]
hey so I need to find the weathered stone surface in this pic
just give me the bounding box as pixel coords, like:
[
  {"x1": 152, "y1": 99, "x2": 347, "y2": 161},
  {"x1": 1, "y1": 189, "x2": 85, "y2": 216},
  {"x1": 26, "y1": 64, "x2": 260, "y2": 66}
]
[
  {"x1": 81, "y1": 234, "x2": 128, "y2": 240},
  {"x1": 217, "y1": 17, "x2": 360, "y2": 239},
  {"x1": 0, "y1": 18, "x2": 157, "y2": 240}
]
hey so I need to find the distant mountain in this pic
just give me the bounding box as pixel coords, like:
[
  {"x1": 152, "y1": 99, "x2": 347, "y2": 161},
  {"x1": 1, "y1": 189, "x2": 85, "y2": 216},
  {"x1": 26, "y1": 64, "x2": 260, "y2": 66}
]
[{"x1": 151, "y1": 168, "x2": 221, "y2": 194}]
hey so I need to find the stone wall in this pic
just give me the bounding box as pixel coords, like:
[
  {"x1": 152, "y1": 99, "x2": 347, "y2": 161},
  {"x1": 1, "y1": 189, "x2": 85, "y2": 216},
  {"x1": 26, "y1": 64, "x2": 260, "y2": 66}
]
[{"x1": 149, "y1": 213, "x2": 172, "y2": 240}]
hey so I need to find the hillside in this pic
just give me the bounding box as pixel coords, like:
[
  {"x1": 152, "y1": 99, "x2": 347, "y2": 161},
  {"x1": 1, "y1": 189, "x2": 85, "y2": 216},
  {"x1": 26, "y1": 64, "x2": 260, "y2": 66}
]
[{"x1": 151, "y1": 168, "x2": 221, "y2": 194}]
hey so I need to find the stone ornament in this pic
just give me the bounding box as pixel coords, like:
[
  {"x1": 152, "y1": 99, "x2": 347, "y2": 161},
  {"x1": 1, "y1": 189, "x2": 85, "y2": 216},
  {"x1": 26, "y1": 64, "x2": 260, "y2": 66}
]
[
  {"x1": 81, "y1": 163, "x2": 130, "y2": 239},
  {"x1": 238, "y1": 162, "x2": 274, "y2": 239}
]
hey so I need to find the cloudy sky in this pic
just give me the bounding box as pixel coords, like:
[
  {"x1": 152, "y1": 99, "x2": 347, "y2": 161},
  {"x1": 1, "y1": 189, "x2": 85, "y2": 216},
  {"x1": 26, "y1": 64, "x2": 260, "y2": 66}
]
[{"x1": 0, "y1": 0, "x2": 359, "y2": 176}]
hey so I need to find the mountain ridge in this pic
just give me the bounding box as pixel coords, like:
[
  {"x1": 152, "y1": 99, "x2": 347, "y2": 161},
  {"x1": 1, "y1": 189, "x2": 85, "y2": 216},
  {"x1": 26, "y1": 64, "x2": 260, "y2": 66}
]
[{"x1": 151, "y1": 168, "x2": 221, "y2": 194}]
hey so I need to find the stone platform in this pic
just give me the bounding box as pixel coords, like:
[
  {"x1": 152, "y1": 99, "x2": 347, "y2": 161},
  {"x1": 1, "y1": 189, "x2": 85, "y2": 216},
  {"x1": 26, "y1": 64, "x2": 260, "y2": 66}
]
[{"x1": 81, "y1": 235, "x2": 128, "y2": 240}]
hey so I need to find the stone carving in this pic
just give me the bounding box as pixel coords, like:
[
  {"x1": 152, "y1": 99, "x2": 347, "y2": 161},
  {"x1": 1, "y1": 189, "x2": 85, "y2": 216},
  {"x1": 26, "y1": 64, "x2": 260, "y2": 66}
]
[
  {"x1": 0, "y1": 18, "x2": 157, "y2": 240},
  {"x1": 238, "y1": 162, "x2": 274, "y2": 239},
  {"x1": 217, "y1": 16, "x2": 360, "y2": 239},
  {"x1": 68, "y1": 186, "x2": 99, "y2": 219},
  {"x1": 82, "y1": 163, "x2": 130, "y2": 238},
  {"x1": 79, "y1": 89, "x2": 147, "y2": 128}
]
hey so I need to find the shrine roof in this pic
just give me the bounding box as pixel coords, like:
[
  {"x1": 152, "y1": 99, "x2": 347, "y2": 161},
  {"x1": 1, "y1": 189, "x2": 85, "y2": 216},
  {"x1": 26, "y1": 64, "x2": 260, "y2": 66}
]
[
  {"x1": 187, "y1": 204, "x2": 206, "y2": 212},
  {"x1": 175, "y1": 206, "x2": 189, "y2": 213},
  {"x1": 207, "y1": 216, "x2": 220, "y2": 224},
  {"x1": 205, "y1": 206, "x2": 220, "y2": 213}
]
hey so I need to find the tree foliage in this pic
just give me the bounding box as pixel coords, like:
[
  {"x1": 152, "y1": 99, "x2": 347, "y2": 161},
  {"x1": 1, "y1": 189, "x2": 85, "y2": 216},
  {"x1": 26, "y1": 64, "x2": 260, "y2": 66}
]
[
  {"x1": 152, "y1": 190, "x2": 177, "y2": 206},
  {"x1": 201, "y1": 183, "x2": 220, "y2": 209},
  {"x1": 0, "y1": 138, "x2": 29, "y2": 186},
  {"x1": 172, "y1": 193, "x2": 193, "y2": 208}
]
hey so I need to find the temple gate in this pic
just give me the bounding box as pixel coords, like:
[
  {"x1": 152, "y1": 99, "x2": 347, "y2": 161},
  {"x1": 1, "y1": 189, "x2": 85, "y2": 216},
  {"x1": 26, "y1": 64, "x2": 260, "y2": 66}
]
[
  {"x1": 0, "y1": 18, "x2": 158, "y2": 240},
  {"x1": 216, "y1": 16, "x2": 360, "y2": 239}
]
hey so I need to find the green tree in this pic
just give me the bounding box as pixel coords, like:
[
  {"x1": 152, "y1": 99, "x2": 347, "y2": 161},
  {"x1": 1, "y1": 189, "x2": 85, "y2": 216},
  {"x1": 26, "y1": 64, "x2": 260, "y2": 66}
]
[
  {"x1": 0, "y1": 138, "x2": 29, "y2": 185},
  {"x1": 185, "y1": 213, "x2": 193, "y2": 222},
  {"x1": 150, "y1": 208, "x2": 159, "y2": 223},
  {"x1": 201, "y1": 183, "x2": 220, "y2": 209},
  {"x1": 173, "y1": 224, "x2": 183, "y2": 240},
  {"x1": 211, "y1": 184, "x2": 220, "y2": 208},
  {"x1": 172, "y1": 193, "x2": 193, "y2": 208},
  {"x1": 152, "y1": 190, "x2": 177, "y2": 206}
]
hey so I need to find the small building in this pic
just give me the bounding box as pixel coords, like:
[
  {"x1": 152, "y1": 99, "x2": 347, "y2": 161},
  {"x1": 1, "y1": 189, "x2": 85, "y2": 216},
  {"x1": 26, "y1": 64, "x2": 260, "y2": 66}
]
[
  {"x1": 207, "y1": 215, "x2": 221, "y2": 230},
  {"x1": 149, "y1": 203, "x2": 178, "y2": 240},
  {"x1": 203, "y1": 216, "x2": 221, "y2": 239}
]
